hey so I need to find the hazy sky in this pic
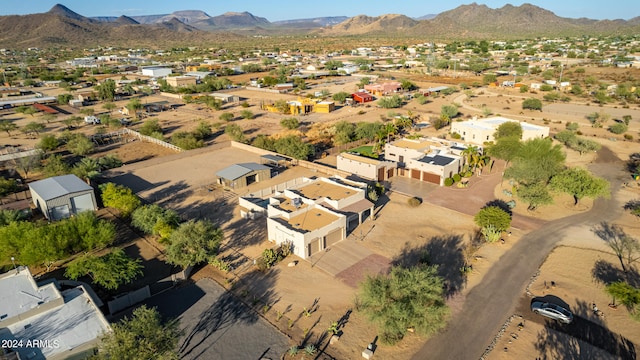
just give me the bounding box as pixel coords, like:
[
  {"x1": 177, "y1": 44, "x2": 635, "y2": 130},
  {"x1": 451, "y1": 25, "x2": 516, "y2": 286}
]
[{"x1": 1, "y1": 1, "x2": 638, "y2": 21}]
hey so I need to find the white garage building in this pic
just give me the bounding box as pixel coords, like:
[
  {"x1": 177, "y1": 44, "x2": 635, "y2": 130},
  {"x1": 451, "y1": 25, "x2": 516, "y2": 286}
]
[
  {"x1": 29, "y1": 175, "x2": 97, "y2": 220},
  {"x1": 141, "y1": 66, "x2": 172, "y2": 77}
]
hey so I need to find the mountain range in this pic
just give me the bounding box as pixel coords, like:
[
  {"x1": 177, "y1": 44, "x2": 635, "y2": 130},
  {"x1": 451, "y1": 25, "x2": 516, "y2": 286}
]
[{"x1": 0, "y1": 3, "x2": 638, "y2": 48}]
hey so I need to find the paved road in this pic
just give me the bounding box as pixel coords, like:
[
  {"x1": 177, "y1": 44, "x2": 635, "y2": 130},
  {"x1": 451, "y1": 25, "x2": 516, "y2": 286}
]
[
  {"x1": 412, "y1": 148, "x2": 626, "y2": 360},
  {"x1": 140, "y1": 278, "x2": 290, "y2": 360}
]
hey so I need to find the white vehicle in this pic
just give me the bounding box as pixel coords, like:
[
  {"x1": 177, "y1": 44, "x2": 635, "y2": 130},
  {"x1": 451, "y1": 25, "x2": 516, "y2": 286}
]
[
  {"x1": 84, "y1": 116, "x2": 100, "y2": 125},
  {"x1": 531, "y1": 301, "x2": 573, "y2": 324}
]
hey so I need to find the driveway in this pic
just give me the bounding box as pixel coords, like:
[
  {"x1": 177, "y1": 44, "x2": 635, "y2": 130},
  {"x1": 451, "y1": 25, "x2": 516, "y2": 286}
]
[
  {"x1": 140, "y1": 278, "x2": 290, "y2": 360},
  {"x1": 411, "y1": 147, "x2": 626, "y2": 360}
]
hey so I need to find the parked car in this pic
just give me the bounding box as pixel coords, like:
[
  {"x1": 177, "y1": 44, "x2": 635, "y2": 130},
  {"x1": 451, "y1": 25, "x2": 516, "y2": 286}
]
[
  {"x1": 531, "y1": 301, "x2": 573, "y2": 324},
  {"x1": 119, "y1": 118, "x2": 131, "y2": 126}
]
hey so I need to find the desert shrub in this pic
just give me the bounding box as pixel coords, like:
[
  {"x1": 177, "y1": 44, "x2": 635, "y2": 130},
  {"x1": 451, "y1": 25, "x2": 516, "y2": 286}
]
[
  {"x1": 624, "y1": 134, "x2": 633, "y2": 141},
  {"x1": 522, "y1": 98, "x2": 542, "y2": 111},
  {"x1": 450, "y1": 132, "x2": 461, "y2": 139},
  {"x1": 444, "y1": 178, "x2": 454, "y2": 186},
  {"x1": 565, "y1": 122, "x2": 579, "y2": 131},
  {"x1": 609, "y1": 123, "x2": 628, "y2": 134},
  {"x1": 407, "y1": 197, "x2": 422, "y2": 207},
  {"x1": 453, "y1": 174, "x2": 462, "y2": 182}
]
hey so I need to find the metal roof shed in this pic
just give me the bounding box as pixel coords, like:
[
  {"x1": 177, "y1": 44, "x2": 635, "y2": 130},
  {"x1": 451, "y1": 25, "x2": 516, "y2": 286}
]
[
  {"x1": 28, "y1": 174, "x2": 97, "y2": 220},
  {"x1": 216, "y1": 163, "x2": 271, "y2": 189}
]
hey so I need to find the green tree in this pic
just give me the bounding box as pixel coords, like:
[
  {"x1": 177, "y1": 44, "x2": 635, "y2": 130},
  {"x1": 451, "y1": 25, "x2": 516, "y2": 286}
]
[
  {"x1": 332, "y1": 92, "x2": 350, "y2": 103},
  {"x1": 240, "y1": 109, "x2": 254, "y2": 120},
  {"x1": 0, "y1": 209, "x2": 26, "y2": 226},
  {"x1": 193, "y1": 121, "x2": 212, "y2": 140},
  {"x1": 494, "y1": 121, "x2": 523, "y2": 140},
  {"x1": 0, "y1": 120, "x2": 18, "y2": 136},
  {"x1": 38, "y1": 134, "x2": 60, "y2": 152},
  {"x1": 440, "y1": 104, "x2": 459, "y2": 120},
  {"x1": 41, "y1": 113, "x2": 57, "y2": 124},
  {"x1": 0, "y1": 177, "x2": 18, "y2": 200},
  {"x1": 72, "y1": 157, "x2": 100, "y2": 181},
  {"x1": 139, "y1": 120, "x2": 163, "y2": 136},
  {"x1": 400, "y1": 79, "x2": 416, "y2": 91},
  {"x1": 609, "y1": 123, "x2": 628, "y2": 134},
  {"x1": 273, "y1": 99, "x2": 290, "y2": 114},
  {"x1": 518, "y1": 182, "x2": 553, "y2": 210},
  {"x1": 80, "y1": 108, "x2": 95, "y2": 117},
  {"x1": 486, "y1": 137, "x2": 521, "y2": 169},
  {"x1": 23, "y1": 122, "x2": 45, "y2": 137},
  {"x1": 99, "y1": 182, "x2": 141, "y2": 217},
  {"x1": 92, "y1": 306, "x2": 180, "y2": 360},
  {"x1": 57, "y1": 93, "x2": 73, "y2": 105},
  {"x1": 171, "y1": 132, "x2": 203, "y2": 150},
  {"x1": 274, "y1": 135, "x2": 314, "y2": 160},
  {"x1": 334, "y1": 121, "x2": 355, "y2": 145},
  {"x1": 126, "y1": 98, "x2": 143, "y2": 119},
  {"x1": 550, "y1": 167, "x2": 609, "y2": 205},
  {"x1": 103, "y1": 102, "x2": 116, "y2": 114},
  {"x1": 358, "y1": 265, "x2": 449, "y2": 345},
  {"x1": 280, "y1": 117, "x2": 300, "y2": 130},
  {"x1": 474, "y1": 206, "x2": 511, "y2": 232},
  {"x1": 95, "y1": 79, "x2": 116, "y2": 101},
  {"x1": 131, "y1": 204, "x2": 179, "y2": 238},
  {"x1": 42, "y1": 154, "x2": 70, "y2": 177},
  {"x1": 378, "y1": 95, "x2": 403, "y2": 109},
  {"x1": 224, "y1": 123, "x2": 246, "y2": 142},
  {"x1": 166, "y1": 220, "x2": 223, "y2": 269},
  {"x1": 98, "y1": 154, "x2": 123, "y2": 170},
  {"x1": 483, "y1": 73, "x2": 497, "y2": 85},
  {"x1": 355, "y1": 122, "x2": 383, "y2": 141},
  {"x1": 606, "y1": 281, "x2": 640, "y2": 309},
  {"x1": 65, "y1": 248, "x2": 143, "y2": 290},
  {"x1": 251, "y1": 135, "x2": 276, "y2": 151},
  {"x1": 66, "y1": 134, "x2": 94, "y2": 156},
  {"x1": 219, "y1": 112, "x2": 234, "y2": 122},
  {"x1": 522, "y1": 98, "x2": 543, "y2": 111},
  {"x1": 505, "y1": 139, "x2": 565, "y2": 185}
]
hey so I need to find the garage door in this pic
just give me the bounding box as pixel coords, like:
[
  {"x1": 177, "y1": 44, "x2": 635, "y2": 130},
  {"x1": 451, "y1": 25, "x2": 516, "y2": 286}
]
[
  {"x1": 411, "y1": 169, "x2": 421, "y2": 179},
  {"x1": 50, "y1": 204, "x2": 70, "y2": 220},
  {"x1": 307, "y1": 238, "x2": 321, "y2": 257},
  {"x1": 347, "y1": 215, "x2": 359, "y2": 231},
  {"x1": 71, "y1": 193, "x2": 94, "y2": 214},
  {"x1": 325, "y1": 228, "x2": 343, "y2": 247},
  {"x1": 423, "y1": 172, "x2": 440, "y2": 184}
]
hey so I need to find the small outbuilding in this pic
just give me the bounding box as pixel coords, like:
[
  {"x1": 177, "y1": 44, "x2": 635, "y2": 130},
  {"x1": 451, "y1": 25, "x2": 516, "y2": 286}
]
[
  {"x1": 351, "y1": 92, "x2": 374, "y2": 104},
  {"x1": 216, "y1": 163, "x2": 271, "y2": 189},
  {"x1": 29, "y1": 174, "x2": 97, "y2": 220}
]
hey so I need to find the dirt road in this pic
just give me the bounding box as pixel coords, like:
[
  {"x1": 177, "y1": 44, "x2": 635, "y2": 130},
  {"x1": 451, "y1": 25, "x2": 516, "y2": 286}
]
[{"x1": 411, "y1": 147, "x2": 626, "y2": 360}]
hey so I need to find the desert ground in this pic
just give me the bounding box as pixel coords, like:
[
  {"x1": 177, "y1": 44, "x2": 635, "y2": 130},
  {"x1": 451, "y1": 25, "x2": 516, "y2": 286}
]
[{"x1": 2, "y1": 68, "x2": 640, "y2": 359}]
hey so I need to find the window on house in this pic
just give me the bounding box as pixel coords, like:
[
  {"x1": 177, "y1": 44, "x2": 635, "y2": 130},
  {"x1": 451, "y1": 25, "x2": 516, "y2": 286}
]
[
  {"x1": 486, "y1": 136, "x2": 489, "y2": 140},
  {"x1": 473, "y1": 134, "x2": 476, "y2": 139}
]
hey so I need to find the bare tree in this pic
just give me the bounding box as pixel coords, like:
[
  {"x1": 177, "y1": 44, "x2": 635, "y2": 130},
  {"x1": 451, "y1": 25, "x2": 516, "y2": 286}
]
[
  {"x1": 13, "y1": 154, "x2": 41, "y2": 180},
  {"x1": 592, "y1": 222, "x2": 640, "y2": 273}
]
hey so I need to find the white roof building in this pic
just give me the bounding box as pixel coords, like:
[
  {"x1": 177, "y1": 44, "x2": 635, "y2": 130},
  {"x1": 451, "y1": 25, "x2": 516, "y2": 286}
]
[
  {"x1": 0, "y1": 267, "x2": 111, "y2": 360},
  {"x1": 450, "y1": 116, "x2": 549, "y2": 145}
]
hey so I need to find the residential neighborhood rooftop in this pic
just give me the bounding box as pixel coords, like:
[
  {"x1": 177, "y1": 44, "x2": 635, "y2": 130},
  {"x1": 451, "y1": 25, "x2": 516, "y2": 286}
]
[
  {"x1": 339, "y1": 152, "x2": 381, "y2": 165},
  {"x1": 284, "y1": 207, "x2": 340, "y2": 232},
  {"x1": 418, "y1": 154, "x2": 457, "y2": 166},
  {"x1": 296, "y1": 179, "x2": 360, "y2": 201},
  {"x1": 390, "y1": 138, "x2": 439, "y2": 151}
]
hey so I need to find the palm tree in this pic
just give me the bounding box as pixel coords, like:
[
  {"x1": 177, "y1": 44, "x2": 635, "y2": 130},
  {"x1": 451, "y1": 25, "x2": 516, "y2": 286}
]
[{"x1": 462, "y1": 145, "x2": 480, "y2": 172}]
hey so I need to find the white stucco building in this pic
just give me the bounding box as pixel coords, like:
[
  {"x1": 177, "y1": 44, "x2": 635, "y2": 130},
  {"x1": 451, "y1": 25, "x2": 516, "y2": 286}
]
[
  {"x1": 141, "y1": 66, "x2": 172, "y2": 77},
  {"x1": 240, "y1": 177, "x2": 374, "y2": 259},
  {"x1": 336, "y1": 152, "x2": 397, "y2": 181},
  {"x1": 450, "y1": 116, "x2": 549, "y2": 145}
]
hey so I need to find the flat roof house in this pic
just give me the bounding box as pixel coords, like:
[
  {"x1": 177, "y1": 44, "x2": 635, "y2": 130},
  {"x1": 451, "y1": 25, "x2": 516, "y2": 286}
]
[
  {"x1": 141, "y1": 66, "x2": 172, "y2": 77},
  {"x1": 29, "y1": 175, "x2": 97, "y2": 220},
  {"x1": 450, "y1": 116, "x2": 549, "y2": 145},
  {"x1": 260, "y1": 177, "x2": 373, "y2": 259},
  {"x1": 165, "y1": 76, "x2": 196, "y2": 88},
  {"x1": 216, "y1": 163, "x2": 271, "y2": 189},
  {"x1": 351, "y1": 92, "x2": 374, "y2": 104},
  {"x1": 364, "y1": 81, "x2": 402, "y2": 96},
  {"x1": 384, "y1": 137, "x2": 465, "y2": 185},
  {"x1": 0, "y1": 267, "x2": 111, "y2": 360}
]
